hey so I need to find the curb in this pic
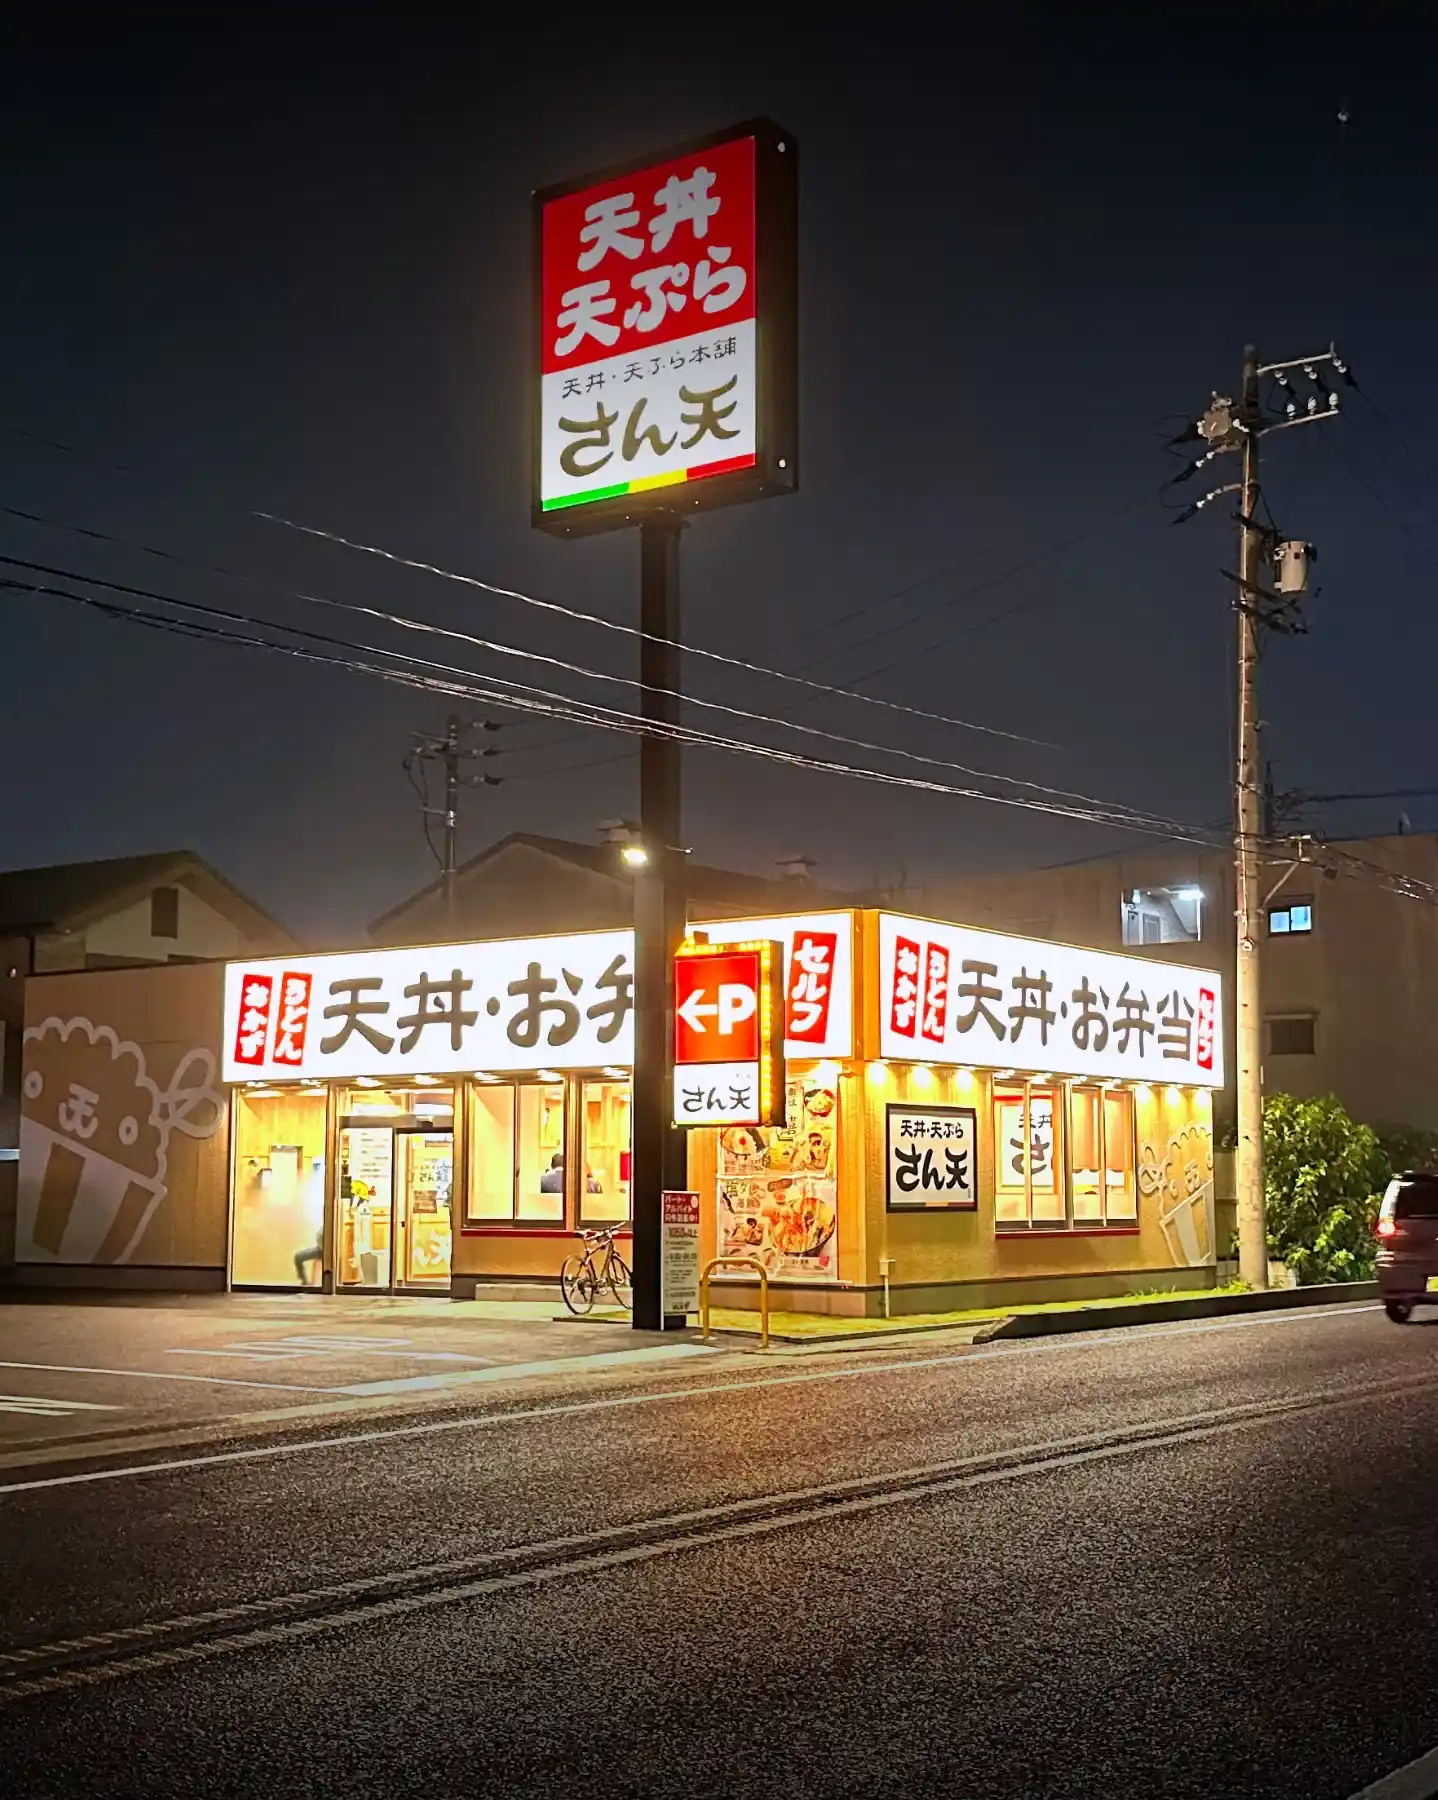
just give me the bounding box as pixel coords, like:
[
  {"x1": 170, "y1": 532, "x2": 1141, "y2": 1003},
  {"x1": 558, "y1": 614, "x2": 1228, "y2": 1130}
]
[{"x1": 974, "y1": 1281, "x2": 1380, "y2": 1342}]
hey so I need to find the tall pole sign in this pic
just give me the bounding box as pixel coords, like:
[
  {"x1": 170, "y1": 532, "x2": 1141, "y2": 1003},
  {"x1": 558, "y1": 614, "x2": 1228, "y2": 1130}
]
[
  {"x1": 533, "y1": 122, "x2": 798, "y2": 1332},
  {"x1": 672, "y1": 938, "x2": 785, "y2": 1128}
]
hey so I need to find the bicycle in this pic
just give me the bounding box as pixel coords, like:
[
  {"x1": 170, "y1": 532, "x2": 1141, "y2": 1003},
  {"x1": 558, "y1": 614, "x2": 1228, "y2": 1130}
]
[{"x1": 559, "y1": 1224, "x2": 633, "y2": 1316}]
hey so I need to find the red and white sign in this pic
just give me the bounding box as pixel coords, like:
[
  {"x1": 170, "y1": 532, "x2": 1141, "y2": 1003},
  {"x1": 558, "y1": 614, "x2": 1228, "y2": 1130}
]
[
  {"x1": 675, "y1": 949, "x2": 762, "y2": 1065},
  {"x1": 270, "y1": 972, "x2": 313, "y2": 1067},
  {"x1": 877, "y1": 913, "x2": 1225, "y2": 1088},
  {"x1": 1196, "y1": 986, "x2": 1217, "y2": 1073},
  {"x1": 673, "y1": 938, "x2": 784, "y2": 1127},
  {"x1": 534, "y1": 120, "x2": 796, "y2": 533},
  {"x1": 231, "y1": 973, "x2": 275, "y2": 1068},
  {"x1": 700, "y1": 912, "x2": 854, "y2": 1059}
]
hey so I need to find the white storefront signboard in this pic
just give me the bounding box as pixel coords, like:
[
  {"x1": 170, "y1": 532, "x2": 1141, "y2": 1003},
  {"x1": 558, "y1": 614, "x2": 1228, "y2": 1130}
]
[{"x1": 877, "y1": 913, "x2": 1224, "y2": 1088}]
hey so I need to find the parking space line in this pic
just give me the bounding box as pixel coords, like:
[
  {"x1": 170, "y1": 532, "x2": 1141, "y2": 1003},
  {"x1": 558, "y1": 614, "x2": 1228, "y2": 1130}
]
[
  {"x1": 0, "y1": 1360, "x2": 348, "y2": 1396},
  {"x1": 0, "y1": 1396, "x2": 123, "y2": 1419},
  {"x1": 336, "y1": 1342, "x2": 716, "y2": 1396}
]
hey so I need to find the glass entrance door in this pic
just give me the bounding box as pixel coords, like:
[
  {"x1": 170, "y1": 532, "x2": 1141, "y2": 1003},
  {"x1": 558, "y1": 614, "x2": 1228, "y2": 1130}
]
[
  {"x1": 396, "y1": 1129, "x2": 453, "y2": 1287},
  {"x1": 338, "y1": 1125, "x2": 395, "y2": 1289}
]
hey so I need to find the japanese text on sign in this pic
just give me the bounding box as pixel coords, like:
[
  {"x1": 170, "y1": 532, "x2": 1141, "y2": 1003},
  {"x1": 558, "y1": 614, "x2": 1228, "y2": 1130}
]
[
  {"x1": 885, "y1": 1105, "x2": 978, "y2": 1211},
  {"x1": 878, "y1": 914, "x2": 1224, "y2": 1086},
  {"x1": 223, "y1": 933, "x2": 634, "y2": 1082},
  {"x1": 539, "y1": 135, "x2": 757, "y2": 513},
  {"x1": 699, "y1": 914, "x2": 853, "y2": 1059}
]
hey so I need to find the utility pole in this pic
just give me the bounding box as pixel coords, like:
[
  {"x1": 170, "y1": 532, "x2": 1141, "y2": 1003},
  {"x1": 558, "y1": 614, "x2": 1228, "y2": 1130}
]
[
  {"x1": 405, "y1": 716, "x2": 503, "y2": 934},
  {"x1": 1177, "y1": 343, "x2": 1348, "y2": 1290},
  {"x1": 630, "y1": 514, "x2": 689, "y2": 1333},
  {"x1": 1233, "y1": 347, "x2": 1266, "y2": 1293}
]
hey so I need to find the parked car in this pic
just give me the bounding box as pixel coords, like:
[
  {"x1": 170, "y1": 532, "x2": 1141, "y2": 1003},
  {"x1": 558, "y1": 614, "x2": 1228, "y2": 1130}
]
[{"x1": 1375, "y1": 1172, "x2": 1438, "y2": 1321}]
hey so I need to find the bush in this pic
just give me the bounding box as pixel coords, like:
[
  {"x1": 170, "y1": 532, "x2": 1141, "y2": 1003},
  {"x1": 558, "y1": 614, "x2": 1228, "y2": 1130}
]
[{"x1": 1262, "y1": 1093, "x2": 1389, "y2": 1285}]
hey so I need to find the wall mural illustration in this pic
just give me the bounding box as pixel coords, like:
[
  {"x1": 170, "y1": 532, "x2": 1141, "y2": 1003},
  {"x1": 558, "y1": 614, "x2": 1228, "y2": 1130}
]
[
  {"x1": 1140, "y1": 1121, "x2": 1215, "y2": 1268},
  {"x1": 18, "y1": 1016, "x2": 223, "y2": 1264}
]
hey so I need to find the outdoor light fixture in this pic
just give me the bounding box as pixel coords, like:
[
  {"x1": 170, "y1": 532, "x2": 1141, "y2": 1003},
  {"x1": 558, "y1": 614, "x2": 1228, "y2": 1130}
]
[
  {"x1": 1175, "y1": 886, "x2": 1204, "y2": 901},
  {"x1": 412, "y1": 1075, "x2": 441, "y2": 1086},
  {"x1": 537, "y1": 1069, "x2": 562, "y2": 1082},
  {"x1": 912, "y1": 1064, "x2": 935, "y2": 1090},
  {"x1": 601, "y1": 1066, "x2": 628, "y2": 1079},
  {"x1": 472, "y1": 1071, "x2": 498, "y2": 1082},
  {"x1": 954, "y1": 1068, "x2": 976, "y2": 1088},
  {"x1": 813, "y1": 1061, "x2": 840, "y2": 1085},
  {"x1": 620, "y1": 843, "x2": 649, "y2": 868},
  {"x1": 354, "y1": 1076, "x2": 382, "y2": 1088},
  {"x1": 866, "y1": 1061, "x2": 889, "y2": 1087}
]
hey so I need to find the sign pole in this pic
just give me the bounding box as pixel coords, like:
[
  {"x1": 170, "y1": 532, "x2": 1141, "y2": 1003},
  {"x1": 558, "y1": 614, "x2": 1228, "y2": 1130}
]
[{"x1": 632, "y1": 512, "x2": 689, "y2": 1331}]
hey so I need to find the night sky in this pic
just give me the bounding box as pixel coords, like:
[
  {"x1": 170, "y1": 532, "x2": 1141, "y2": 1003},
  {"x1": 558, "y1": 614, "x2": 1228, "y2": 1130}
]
[{"x1": 4, "y1": 8, "x2": 1436, "y2": 944}]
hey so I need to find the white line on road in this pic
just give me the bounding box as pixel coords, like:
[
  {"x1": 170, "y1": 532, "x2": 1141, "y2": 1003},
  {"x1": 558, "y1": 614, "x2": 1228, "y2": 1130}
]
[
  {"x1": 0, "y1": 1360, "x2": 349, "y2": 1396},
  {"x1": 0, "y1": 1396, "x2": 122, "y2": 1419},
  {"x1": 1350, "y1": 1745, "x2": 1438, "y2": 1799},
  {"x1": 0, "y1": 1302, "x2": 1384, "y2": 1497},
  {"x1": 335, "y1": 1342, "x2": 714, "y2": 1395},
  {"x1": 0, "y1": 1375, "x2": 1425, "y2": 1703}
]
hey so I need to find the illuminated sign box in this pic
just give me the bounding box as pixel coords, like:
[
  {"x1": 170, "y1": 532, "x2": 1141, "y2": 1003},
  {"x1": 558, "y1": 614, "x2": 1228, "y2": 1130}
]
[
  {"x1": 672, "y1": 938, "x2": 785, "y2": 1127},
  {"x1": 533, "y1": 118, "x2": 798, "y2": 536}
]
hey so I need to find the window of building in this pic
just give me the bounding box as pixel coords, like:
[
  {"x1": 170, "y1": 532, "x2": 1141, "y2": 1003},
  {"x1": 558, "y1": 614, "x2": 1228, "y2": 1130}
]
[
  {"x1": 465, "y1": 1083, "x2": 517, "y2": 1222},
  {"x1": 1268, "y1": 900, "x2": 1313, "y2": 936},
  {"x1": 993, "y1": 1085, "x2": 1064, "y2": 1225},
  {"x1": 1267, "y1": 1014, "x2": 1317, "y2": 1056},
  {"x1": 150, "y1": 886, "x2": 180, "y2": 940},
  {"x1": 580, "y1": 1079, "x2": 631, "y2": 1223},
  {"x1": 1067, "y1": 1086, "x2": 1137, "y2": 1224},
  {"x1": 1121, "y1": 885, "x2": 1203, "y2": 946},
  {"x1": 231, "y1": 1087, "x2": 327, "y2": 1286},
  {"x1": 518, "y1": 1081, "x2": 567, "y2": 1222}
]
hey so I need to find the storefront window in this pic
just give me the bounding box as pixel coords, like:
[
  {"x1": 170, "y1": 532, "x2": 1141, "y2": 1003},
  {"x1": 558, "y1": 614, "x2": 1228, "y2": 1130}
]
[
  {"x1": 993, "y1": 1086, "x2": 1063, "y2": 1226},
  {"x1": 517, "y1": 1081, "x2": 566, "y2": 1223},
  {"x1": 581, "y1": 1079, "x2": 631, "y2": 1223},
  {"x1": 467, "y1": 1083, "x2": 517, "y2": 1222},
  {"x1": 1102, "y1": 1089, "x2": 1137, "y2": 1221},
  {"x1": 232, "y1": 1088, "x2": 327, "y2": 1286}
]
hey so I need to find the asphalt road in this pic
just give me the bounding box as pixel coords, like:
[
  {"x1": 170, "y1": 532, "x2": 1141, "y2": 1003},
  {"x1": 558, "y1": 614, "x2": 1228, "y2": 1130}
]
[{"x1": 3, "y1": 1300, "x2": 1437, "y2": 1798}]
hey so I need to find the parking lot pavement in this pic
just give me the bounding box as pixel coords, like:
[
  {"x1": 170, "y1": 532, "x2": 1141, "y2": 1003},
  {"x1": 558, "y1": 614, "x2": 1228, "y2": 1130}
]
[{"x1": 0, "y1": 1293, "x2": 712, "y2": 1456}]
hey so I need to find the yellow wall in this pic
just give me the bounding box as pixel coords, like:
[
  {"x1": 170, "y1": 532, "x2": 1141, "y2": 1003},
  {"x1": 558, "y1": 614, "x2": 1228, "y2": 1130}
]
[{"x1": 860, "y1": 1063, "x2": 1214, "y2": 1300}]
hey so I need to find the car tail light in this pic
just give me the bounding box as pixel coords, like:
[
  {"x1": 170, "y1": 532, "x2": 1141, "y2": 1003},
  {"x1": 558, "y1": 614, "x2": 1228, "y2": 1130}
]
[{"x1": 1377, "y1": 1217, "x2": 1398, "y2": 1239}]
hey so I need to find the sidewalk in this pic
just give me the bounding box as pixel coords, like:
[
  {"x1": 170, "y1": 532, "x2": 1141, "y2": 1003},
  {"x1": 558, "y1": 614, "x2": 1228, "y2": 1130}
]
[{"x1": 697, "y1": 1278, "x2": 1381, "y2": 1347}]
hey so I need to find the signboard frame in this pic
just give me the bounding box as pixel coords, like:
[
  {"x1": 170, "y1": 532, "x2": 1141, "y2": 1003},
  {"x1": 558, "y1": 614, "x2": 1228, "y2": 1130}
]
[
  {"x1": 884, "y1": 1103, "x2": 979, "y2": 1212},
  {"x1": 532, "y1": 116, "x2": 798, "y2": 537},
  {"x1": 671, "y1": 936, "x2": 785, "y2": 1128}
]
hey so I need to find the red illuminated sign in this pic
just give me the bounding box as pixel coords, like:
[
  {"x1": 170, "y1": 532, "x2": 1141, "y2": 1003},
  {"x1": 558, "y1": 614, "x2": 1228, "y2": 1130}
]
[
  {"x1": 675, "y1": 948, "x2": 763, "y2": 1065},
  {"x1": 1196, "y1": 987, "x2": 1217, "y2": 1072},
  {"x1": 672, "y1": 938, "x2": 785, "y2": 1127},
  {"x1": 534, "y1": 118, "x2": 797, "y2": 535},
  {"x1": 231, "y1": 973, "x2": 276, "y2": 1067}
]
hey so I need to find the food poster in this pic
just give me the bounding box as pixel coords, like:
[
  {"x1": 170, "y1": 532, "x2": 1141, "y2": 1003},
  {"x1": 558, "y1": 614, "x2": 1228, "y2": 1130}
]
[{"x1": 717, "y1": 1075, "x2": 838, "y2": 1281}]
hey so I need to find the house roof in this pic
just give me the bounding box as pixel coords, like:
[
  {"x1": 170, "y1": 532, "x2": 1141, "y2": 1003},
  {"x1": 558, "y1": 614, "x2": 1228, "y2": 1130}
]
[
  {"x1": 370, "y1": 831, "x2": 858, "y2": 937},
  {"x1": 0, "y1": 850, "x2": 293, "y2": 944}
]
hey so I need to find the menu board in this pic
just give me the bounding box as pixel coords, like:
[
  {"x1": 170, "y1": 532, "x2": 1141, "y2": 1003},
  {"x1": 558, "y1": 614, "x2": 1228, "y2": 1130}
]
[{"x1": 717, "y1": 1075, "x2": 838, "y2": 1282}]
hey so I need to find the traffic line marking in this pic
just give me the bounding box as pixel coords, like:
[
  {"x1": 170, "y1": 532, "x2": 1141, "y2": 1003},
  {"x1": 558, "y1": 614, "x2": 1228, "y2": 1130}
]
[
  {"x1": 0, "y1": 1396, "x2": 121, "y2": 1420},
  {"x1": 0, "y1": 1360, "x2": 346, "y2": 1396},
  {"x1": 0, "y1": 1376, "x2": 1428, "y2": 1703},
  {"x1": 0, "y1": 1303, "x2": 1385, "y2": 1496},
  {"x1": 335, "y1": 1342, "x2": 713, "y2": 1395}
]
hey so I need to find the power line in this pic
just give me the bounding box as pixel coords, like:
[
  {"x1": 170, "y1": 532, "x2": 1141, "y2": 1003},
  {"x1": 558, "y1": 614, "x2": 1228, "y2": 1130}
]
[
  {"x1": 0, "y1": 565, "x2": 1230, "y2": 848},
  {"x1": 0, "y1": 439, "x2": 1056, "y2": 750},
  {"x1": 0, "y1": 544, "x2": 1187, "y2": 832}
]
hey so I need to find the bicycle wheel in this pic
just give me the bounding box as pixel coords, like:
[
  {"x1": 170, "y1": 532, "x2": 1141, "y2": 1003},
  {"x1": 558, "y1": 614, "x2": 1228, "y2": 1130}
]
[
  {"x1": 604, "y1": 1247, "x2": 632, "y2": 1310},
  {"x1": 560, "y1": 1254, "x2": 598, "y2": 1316}
]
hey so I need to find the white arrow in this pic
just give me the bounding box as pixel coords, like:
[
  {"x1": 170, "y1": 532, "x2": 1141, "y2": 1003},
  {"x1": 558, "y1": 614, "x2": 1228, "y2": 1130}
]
[{"x1": 677, "y1": 988, "x2": 719, "y2": 1033}]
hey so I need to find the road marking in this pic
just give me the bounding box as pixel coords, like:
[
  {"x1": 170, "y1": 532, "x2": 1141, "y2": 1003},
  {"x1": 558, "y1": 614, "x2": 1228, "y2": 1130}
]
[
  {"x1": 167, "y1": 1335, "x2": 489, "y2": 1365},
  {"x1": 1350, "y1": 1746, "x2": 1438, "y2": 1798},
  {"x1": 335, "y1": 1342, "x2": 714, "y2": 1395},
  {"x1": 0, "y1": 1360, "x2": 347, "y2": 1396},
  {"x1": 0, "y1": 1373, "x2": 1426, "y2": 1703},
  {"x1": 0, "y1": 1303, "x2": 1386, "y2": 1496},
  {"x1": 0, "y1": 1396, "x2": 122, "y2": 1420}
]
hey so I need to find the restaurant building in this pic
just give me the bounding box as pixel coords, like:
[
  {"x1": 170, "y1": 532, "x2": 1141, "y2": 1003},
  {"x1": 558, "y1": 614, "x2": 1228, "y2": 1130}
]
[{"x1": 11, "y1": 910, "x2": 1223, "y2": 1314}]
